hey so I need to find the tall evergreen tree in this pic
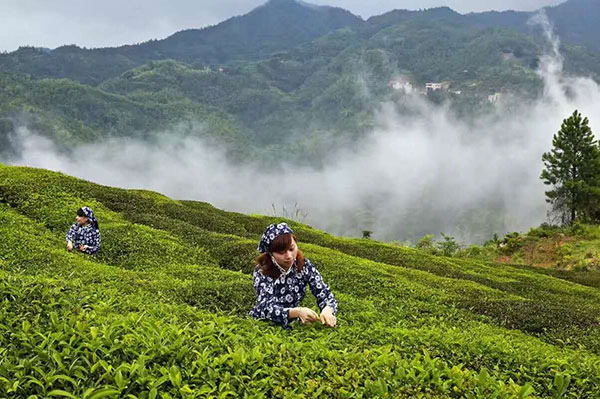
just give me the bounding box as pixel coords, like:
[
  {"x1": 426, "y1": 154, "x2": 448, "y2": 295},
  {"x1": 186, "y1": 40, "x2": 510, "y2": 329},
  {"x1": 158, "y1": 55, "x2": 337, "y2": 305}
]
[{"x1": 541, "y1": 110, "x2": 600, "y2": 225}]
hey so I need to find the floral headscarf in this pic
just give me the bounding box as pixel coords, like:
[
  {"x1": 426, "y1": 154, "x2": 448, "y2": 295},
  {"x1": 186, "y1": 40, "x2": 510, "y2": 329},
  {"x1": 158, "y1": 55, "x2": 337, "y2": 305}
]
[
  {"x1": 78, "y1": 206, "x2": 99, "y2": 230},
  {"x1": 257, "y1": 222, "x2": 294, "y2": 253}
]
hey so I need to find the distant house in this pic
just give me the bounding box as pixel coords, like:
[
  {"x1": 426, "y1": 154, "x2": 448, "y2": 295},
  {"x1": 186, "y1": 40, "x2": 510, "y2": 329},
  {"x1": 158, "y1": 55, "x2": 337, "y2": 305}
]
[
  {"x1": 425, "y1": 83, "x2": 443, "y2": 92},
  {"x1": 389, "y1": 79, "x2": 413, "y2": 94},
  {"x1": 425, "y1": 82, "x2": 450, "y2": 95}
]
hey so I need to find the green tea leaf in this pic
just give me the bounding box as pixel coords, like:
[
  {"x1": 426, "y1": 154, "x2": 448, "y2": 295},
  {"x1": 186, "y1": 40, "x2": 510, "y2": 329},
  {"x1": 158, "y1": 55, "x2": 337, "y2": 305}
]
[{"x1": 48, "y1": 390, "x2": 78, "y2": 399}]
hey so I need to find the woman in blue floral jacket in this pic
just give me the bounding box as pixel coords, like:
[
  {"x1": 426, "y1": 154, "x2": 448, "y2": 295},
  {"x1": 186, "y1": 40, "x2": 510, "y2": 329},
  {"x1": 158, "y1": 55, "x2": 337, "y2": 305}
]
[
  {"x1": 249, "y1": 222, "x2": 338, "y2": 329},
  {"x1": 66, "y1": 206, "x2": 101, "y2": 255}
]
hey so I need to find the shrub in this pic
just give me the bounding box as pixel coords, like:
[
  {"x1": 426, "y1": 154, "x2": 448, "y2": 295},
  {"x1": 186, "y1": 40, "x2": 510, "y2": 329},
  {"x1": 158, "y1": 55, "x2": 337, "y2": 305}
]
[
  {"x1": 437, "y1": 233, "x2": 462, "y2": 257},
  {"x1": 416, "y1": 234, "x2": 438, "y2": 255}
]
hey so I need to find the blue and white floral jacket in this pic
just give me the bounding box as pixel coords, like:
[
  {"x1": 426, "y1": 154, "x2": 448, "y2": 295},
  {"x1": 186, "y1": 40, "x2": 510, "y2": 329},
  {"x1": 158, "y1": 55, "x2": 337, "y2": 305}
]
[
  {"x1": 249, "y1": 258, "x2": 338, "y2": 329},
  {"x1": 66, "y1": 223, "x2": 101, "y2": 254}
]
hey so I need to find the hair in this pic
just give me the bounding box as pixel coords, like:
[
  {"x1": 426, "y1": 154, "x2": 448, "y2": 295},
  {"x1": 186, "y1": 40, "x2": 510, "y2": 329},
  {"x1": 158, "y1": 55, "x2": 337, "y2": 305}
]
[
  {"x1": 77, "y1": 207, "x2": 99, "y2": 230},
  {"x1": 257, "y1": 233, "x2": 304, "y2": 279}
]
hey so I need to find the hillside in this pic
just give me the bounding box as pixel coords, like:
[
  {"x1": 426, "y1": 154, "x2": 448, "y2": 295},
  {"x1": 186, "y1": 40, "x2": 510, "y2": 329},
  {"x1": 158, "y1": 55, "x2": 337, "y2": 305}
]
[
  {"x1": 2, "y1": 23, "x2": 599, "y2": 161},
  {"x1": 481, "y1": 223, "x2": 600, "y2": 272},
  {"x1": 2, "y1": 163, "x2": 600, "y2": 397},
  {"x1": 2, "y1": 0, "x2": 598, "y2": 85},
  {"x1": 465, "y1": 0, "x2": 600, "y2": 52},
  {"x1": 1, "y1": 0, "x2": 600, "y2": 161},
  {"x1": 0, "y1": 0, "x2": 362, "y2": 86}
]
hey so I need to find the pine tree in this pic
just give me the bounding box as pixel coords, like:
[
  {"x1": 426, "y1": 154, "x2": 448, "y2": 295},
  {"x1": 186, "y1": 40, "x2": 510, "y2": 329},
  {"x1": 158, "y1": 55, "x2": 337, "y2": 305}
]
[{"x1": 541, "y1": 110, "x2": 600, "y2": 225}]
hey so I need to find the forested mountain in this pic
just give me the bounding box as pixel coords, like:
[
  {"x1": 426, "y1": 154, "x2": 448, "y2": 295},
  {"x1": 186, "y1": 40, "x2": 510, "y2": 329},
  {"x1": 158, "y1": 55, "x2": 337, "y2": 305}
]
[
  {"x1": 369, "y1": 0, "x2": 600, "y2": 52},
  {"x1": 0, "y1": 0, "x2": 599, "y2": 162},
  {"x1": 1, "y1": 0, "x2": 597, "y2": 85},
  {"x1": 466, "y1": 0, "x2": 600, "y2": 52},
  {"x1": 0, "y1": 0, "x2": 362, "y2": 85}
]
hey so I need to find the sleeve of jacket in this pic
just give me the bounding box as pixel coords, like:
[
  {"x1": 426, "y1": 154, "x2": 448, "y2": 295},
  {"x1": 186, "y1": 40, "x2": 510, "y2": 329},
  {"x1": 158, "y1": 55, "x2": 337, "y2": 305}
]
[
  {"x1": 250, "y1": 269, "x2": 292, "y2": 328},
  {"x1": 66, "y1": 223, "x2": 78, "y2": 243},
  {"x1": 84, "y1": 229, "x2": 101, "y2": 254},
  {"x1": 304, "y1": 259, "x2": 338, "y2": 315}
]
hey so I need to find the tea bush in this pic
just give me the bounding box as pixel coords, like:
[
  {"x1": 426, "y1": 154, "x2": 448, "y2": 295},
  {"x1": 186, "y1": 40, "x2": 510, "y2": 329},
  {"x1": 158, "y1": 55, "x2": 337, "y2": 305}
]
[{"x1": 3, "y1": 164, "x2": 600, "y2": 397}]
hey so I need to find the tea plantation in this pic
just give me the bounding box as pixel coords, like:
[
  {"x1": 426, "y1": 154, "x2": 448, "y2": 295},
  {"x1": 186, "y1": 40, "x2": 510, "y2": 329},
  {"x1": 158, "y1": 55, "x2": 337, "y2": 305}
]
[{"x1": 2, "y1": 163, "x2": 600, "y2": 398}]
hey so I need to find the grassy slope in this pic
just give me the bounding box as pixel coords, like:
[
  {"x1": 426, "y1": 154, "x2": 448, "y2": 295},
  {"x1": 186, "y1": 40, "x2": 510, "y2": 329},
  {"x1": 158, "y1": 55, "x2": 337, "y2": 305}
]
[
  {"x1": 497, "y1": 225, "x2": 600, "y2": 270},
  {"x1": 1, "y1": 164, "x2": 600, "y2": 398},
  {"x1": 460, "y1": 225, "x2": 600, "y2": 290}
]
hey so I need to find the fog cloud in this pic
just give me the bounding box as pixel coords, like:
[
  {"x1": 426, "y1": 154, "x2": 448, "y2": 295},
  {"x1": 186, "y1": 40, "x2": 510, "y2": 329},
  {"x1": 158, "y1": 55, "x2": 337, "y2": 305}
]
[{"x1": 4, "y1": 11, "x2": 599, "y2": 244}]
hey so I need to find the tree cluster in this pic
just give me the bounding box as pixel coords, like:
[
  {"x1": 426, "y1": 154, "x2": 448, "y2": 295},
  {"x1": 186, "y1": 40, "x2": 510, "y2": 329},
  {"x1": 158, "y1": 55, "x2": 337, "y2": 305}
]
[{"x1": 541, "y1": 110, "x2": 600, "y2": 225}]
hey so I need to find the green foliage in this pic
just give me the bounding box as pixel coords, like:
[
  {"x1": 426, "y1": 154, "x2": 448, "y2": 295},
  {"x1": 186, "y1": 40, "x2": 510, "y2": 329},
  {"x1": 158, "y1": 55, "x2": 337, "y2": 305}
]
[
  {"x1": 500, "y1": 232, "x2": 527, "y2": 254},
  {"x1": 541, "y1": 110, "x2": 600, "y2": 225},
  {"x1": 526, "y1": 223, "x2": 562, "y2": 239},
  {"x1": 438, "y1": 233, "x2": 462, "y2": 257},
  {"x1": 3, "y1": 164, "x2": 600, "y2": 397},
  {"x1": 416, "y1": 234, "x2": 437, "y2": 254},
  {"x1": 457, "y1": 244, "x2": 496, "y2": 261},
  {"x1": 415, "y1": 233, "x2": 463, "y2": 256}
]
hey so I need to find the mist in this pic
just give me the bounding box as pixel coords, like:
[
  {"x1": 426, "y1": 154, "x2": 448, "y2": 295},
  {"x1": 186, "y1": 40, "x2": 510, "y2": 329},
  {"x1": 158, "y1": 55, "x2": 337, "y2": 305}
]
[{"x1": 4, "y1": 12, "x2": 599, "y2": 244}]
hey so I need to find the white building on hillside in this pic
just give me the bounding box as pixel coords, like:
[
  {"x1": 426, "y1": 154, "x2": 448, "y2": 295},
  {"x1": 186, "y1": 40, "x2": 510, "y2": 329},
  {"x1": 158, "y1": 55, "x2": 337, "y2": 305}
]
[
  {"x1": 389, "y1": 79, "x2": 414, "y2": 94},
  {"x1": 425, "y1": 83, "x2": 443, "y2": 91}
]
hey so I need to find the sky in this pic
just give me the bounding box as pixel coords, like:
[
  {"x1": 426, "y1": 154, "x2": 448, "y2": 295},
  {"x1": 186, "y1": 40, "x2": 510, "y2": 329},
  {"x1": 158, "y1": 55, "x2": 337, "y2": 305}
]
[{"x1": 0, "y1": 0, "x2": 565, "y2": 52}]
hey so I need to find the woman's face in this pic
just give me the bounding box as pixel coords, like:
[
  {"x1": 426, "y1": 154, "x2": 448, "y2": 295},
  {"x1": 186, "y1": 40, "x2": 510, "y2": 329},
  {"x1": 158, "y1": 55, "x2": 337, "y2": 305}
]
[
  {"x1": 76, "y1": 215, "x2": 89, "y2": 225},
  {"x1": 271, "y1": 237, "x2": 298, "y2": 268}
]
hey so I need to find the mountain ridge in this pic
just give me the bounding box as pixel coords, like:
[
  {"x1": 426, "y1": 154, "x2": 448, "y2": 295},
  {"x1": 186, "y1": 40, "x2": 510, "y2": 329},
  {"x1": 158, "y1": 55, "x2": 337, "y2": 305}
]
[
  {"x1": 0, "y1": 0, "x2": 599, "y2": 168},
  {"x1": 1, "y1": 0, "x2": 597, "y2": 86}
]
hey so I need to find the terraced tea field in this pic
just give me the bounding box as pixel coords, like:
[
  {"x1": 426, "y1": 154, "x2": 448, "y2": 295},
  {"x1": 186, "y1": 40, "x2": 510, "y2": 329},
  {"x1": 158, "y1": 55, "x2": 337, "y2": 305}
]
[{"x1": 1, "y1": 163, "x2": 600, "y2": 398}]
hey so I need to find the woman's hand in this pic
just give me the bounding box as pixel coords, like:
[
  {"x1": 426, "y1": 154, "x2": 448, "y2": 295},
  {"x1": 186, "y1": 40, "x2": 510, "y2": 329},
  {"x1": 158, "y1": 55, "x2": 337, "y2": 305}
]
[
  {"x1": 78, "y1": 244, "x2": 87, "y2": 252},
  {"x1": 320, "y1": 306, "x2": 337, "y2": 327},
  {"x1": 67, "y1": 241, "x2": 74, "y2": 252},
  {"x1": 290, "y1": 307, "x2": 319, "y2": 324}
]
